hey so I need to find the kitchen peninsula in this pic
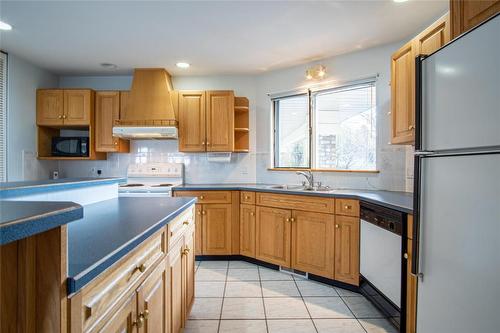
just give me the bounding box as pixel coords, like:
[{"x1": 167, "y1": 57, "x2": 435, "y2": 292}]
[{"x1": 0, "y1": 178, "x2": 196, "y2": 333}]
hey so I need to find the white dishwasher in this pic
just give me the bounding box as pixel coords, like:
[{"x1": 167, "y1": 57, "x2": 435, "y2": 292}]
[{"x1": 359, "y1": 202, "x2": 404, "y2": 331}]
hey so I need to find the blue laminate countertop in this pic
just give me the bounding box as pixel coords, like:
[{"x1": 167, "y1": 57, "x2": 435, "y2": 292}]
[
  {"x1": 0, "y1": 201, "x2": 83, "y2": 245},
  {"x1": 0, "y1": 177, "x2": 126, "y2": 199},
  {"x1": 67, "y1": 197, "x2": 196, "y2": 294},
  {"x1": 173, "y1": 184, "x2": 413, "y2": 213}
]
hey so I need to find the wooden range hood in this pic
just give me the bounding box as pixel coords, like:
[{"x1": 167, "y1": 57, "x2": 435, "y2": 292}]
[{"x1": 113, "y1": 68, "x2": 178, "y2": 139}]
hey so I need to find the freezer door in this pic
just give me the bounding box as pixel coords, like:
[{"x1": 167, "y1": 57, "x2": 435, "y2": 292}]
[
  {"x1": 420, "y1": 15, "x2": 500, "y2": 151},
  {"x1": 416, "y1": 153, "x2": 500, "y2": 333}
]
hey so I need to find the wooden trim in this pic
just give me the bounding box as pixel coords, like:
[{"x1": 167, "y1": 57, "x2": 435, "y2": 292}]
[
  {"x1": 267, "y1": 168, "x2": 380, "y2": 174},
  {"x1": 231, "y1": 192, "x2": 240, "y2": 255}
]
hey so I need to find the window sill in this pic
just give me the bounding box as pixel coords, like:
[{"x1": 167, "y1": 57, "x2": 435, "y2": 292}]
[{"x1": 267, "y1": 168, "x2": 380, "y2": 174}]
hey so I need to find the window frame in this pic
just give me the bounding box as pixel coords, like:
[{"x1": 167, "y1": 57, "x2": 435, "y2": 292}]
[
  {"x1": 0, "y1": 51, "x2": 7, "y2": 182},
  {"x1": 271, "y1": 80, "x2": 378, "y2": 172}
]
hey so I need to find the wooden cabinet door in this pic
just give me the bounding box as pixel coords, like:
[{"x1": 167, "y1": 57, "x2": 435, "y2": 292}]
[
  {"x1": 391, "y1": 40, "x2": 415, "y2": 144},
  {"x1": 202, "y1": 204, "x2": 232, "y2": 255},
  {"x1": 178, "y1": 91, "x2": 206, "y2": 152},
  {"x1": 63, "y1": 90, "x2": 92, "y2": 125},
  {"x1": 96, "y1": 293, "x2": 137, "y2": 333},
  {"x1": 406, "y1": 215, "x2": 417, "y2": 333},
  {"x1": 37, "y1": 89, "x2": 64, "y2": 126},
  {"x1": 291, "y1": 211, "x2": 334, "y2": 279},
  {"x1": 206, "y1": 91, "x2": 234, "y2": 152},
  {"x1": 255, "y1": 206, "x2": 292, "y2": 267},
  {"x1": 137, "y1": 263, "x2": 167, "y2": 333},
  {"x1": 168, "y1": 239, "x2": 184, "y2": 333},
  {"x1": 194, "y1": 204, "x2": 203, "y2": 256},
  {"x1": 334, "y1": 216, "x2": 360, "y2": 286},
  {"x1": 451, "y1": 0, "x2": 500, "y2": 38},
  {"x1": 183, "y1": 227, "x2": 196, "y2": 315},
  {"x1": 96, "y1": 91, "x2": 120, "y2": 152},
  {"x1": 240, "y1": 204, "x2": 256, "y2": 258},
  {"x1": 414, "y1": 13, "x2": 451, "y2": 55}
]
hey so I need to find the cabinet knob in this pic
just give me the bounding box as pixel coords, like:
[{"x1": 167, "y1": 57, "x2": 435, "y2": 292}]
[
  {"x1": 199, "y1": 195, "x2": 204, "y2": 200},
  {"x1": 183, "y1": 221, "x2": 189, "y2": 226},
  {"x1": 344, "y1": 205, "x2": 352, "y2": 210},
  {"x1": 335, "y1": 224, "x2": 340, "y2": 229},
  {"x1": 245, "y1": 196, "x2": 250, "y2": 200},
  {"x1": 62, "y1": 114, "x2": 67, "y2": 119},
  {"x1": 202, "y1": 211, "x2": 206, "y2": 215},
  {"x1": 286, "y1": 218, "x2": 290, "y2": 222},
  {"x1": 114, "y1": 141, "x2": 118, "y2": 145},
  {"x1": 250, "y1": 212, "x2": 255, "y2": 216},
  {"x1": 202, "y1": 141, "x2": 205, "y2": 145},
  {"x1": 58, "y1": 115, "x2": 63, "y2": 119},
  {"x1": 408, "y1": 125, "x2": 415, "y2": 130},
  {"x1": 404, "y1": 253, "x2": 409, "y2": 259},
  {"x1": 134, "y1": 313, "x2": 145, "y2": 328},
  {"x1": 290, "y1": 217, "x2": 295, "y2": 222},
  {"x1": 183, "y1": 247, "x2": 191, "y2": 255},
  {"x1": 197, "y1": 210, "x2": 201, "y2": 215},
  {"x1": 206, "y1": 142, "x2": 210, "y2": 146},
  {"x1": 136, "y1": 263, "x2": 147, "y2": 273}
]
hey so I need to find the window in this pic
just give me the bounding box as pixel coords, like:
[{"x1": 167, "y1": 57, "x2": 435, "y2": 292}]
[
  {"x1": 0, "y1": 52, "x2": 6, "y2": 182},
  {"x1": 272, "y1": 81, "x2": 376, "y2": 171}
]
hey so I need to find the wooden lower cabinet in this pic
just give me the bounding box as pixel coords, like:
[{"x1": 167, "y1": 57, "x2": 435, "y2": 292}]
[
  {"x1": 194, "y1": 204, "x2": 203, "y2": 255},
  {"x1": 202, "y1": 204, "x2": 232, "y2": 255},
  {"x1": 240, "y1": 204, "x2": 256, "y2": 258},
  {"x1": 291, "y1": 211, "x2": 335, "y2": 279},
  {"x1": 137, "y1": 264, "x2": 167, "y2": 333},
  {"x1": 94, "y1": 293, "x2": 137, "y2": 333},
  {"x1": 168, "y1": 238, "x2": 184, "y2": 333},
  {"x1": 255, "y1": 206, "x2": 292, "y2": 267},
  {"x1": 334, "y1": 216, "x2": 360, "y2": 286},
  {"x1": 183, "y1": 227, "x2": 196, "y2": 315}
]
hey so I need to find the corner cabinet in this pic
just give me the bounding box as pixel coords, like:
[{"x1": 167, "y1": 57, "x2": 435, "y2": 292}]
[
  {"x1": 178, "y1": 90, "x2": 247, "y2": 153},
  {"x1": 95, "y1": 91, "x2": 129, "y2": 153},
  {"x1": 391, "y1": 13, "x2": 450, "y2": 145},
  {"x1": 451, "y1": 0, "x2": 500, "y2": 38}
]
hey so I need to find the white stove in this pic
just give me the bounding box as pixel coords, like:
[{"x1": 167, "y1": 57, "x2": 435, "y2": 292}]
[{"x1": 119, "y1": 163, "x2": 184, "y2": 197}]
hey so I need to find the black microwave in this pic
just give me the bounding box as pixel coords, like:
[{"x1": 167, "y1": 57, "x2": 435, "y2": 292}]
[{"x1": 51, "y1": 137, "x2": 89, "y2": 157}]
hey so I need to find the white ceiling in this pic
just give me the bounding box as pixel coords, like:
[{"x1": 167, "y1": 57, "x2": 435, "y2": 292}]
[{"x1": 0, "y1": 0, "x2": 448, "y2": 76}]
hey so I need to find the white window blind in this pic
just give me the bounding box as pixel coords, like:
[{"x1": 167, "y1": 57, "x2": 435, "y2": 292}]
[{"x1": 0, "y1": 52, "x2": 7, "y2": 182}]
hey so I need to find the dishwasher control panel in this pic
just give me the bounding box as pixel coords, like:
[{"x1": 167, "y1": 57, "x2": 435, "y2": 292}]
[{"x1": 360, "y1": 202, "x2": 404, "y2": 236}]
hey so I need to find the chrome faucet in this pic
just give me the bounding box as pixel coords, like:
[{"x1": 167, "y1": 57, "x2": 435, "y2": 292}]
[{"x1": 296, "y1": 170, "x2": 314, "y2": 189}]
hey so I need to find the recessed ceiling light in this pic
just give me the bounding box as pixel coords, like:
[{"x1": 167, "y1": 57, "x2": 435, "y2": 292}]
[
  {"x1": 0, "y1": 20, "x2": 12, "y2": 31},
  {"x1": 100, "y1": 63, "x2": 118, "y2": 70},
  {"x1": 176, "y1": 62, "x2": 190, "y2": 69}
]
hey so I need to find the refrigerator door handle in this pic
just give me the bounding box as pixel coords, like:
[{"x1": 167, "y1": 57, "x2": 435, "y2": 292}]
[
  {"x1": 412, "y1": 155, "x2": 423, "y2": 278},
  {"x1": 414, "y1": 151, "x2": 435, "y2": 156}
]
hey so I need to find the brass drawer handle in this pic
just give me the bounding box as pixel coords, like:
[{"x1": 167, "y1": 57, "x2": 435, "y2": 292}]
[
  {"x1": 197, "y1": 210, "x2": 201, "y2": 215},
  {"x1": 62, "y1": 114, "x2": 67, "y2": 119},
  {"x1": 199, "y1": 195, "x2": 204, "y2": 200},
  {"x1": 404, "y1": 253, "x2": 409, "y2": 259},
  {"x1": 245, "y1": 196, "x2": 250, "y2": 200},
  {"x1": 183, "y1": 221, "x2": 189, "y2": 226},
  {"x1": 136, "y1": 263, "x2": 147, "y2": 273},
  {"x1": 183, "y1": 247, "x2": 191, "y2": 255}
]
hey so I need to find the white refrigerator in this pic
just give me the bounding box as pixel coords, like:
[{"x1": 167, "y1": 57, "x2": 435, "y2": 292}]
[{"x1": 413, "y1": 14, "x2": 500, "y2": 333}]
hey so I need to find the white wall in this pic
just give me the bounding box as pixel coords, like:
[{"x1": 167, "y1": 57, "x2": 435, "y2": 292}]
[
  {"x1": 254, "y1": 42, "x2": 408, "y2": 191},
  {"x1": 58, "y1": 75, "x2": 259, "y2": 183},
  {"x1": 57, "y1": 42, "x2": 412, "y2": 191},
  {"x1": 7, "y1": 53, "x2": 59, "y2": 181}
]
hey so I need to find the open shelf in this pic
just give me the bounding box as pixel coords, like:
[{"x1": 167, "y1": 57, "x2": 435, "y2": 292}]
[{"x1": 234, "y1": 96, "x2": 249, "y2": 153}]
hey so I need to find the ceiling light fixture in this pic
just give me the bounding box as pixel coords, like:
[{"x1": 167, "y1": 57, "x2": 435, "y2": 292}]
[
  {"x1": 0, "y1": 20, "x2": 13, "y2": 31},
  {"x1": 176, "y1": 62, "x2": 190, "y2": 69},
  {"x1": 393, "y1": 0, "x2": 409, "y2": 3},
  {"x1": 305, "y1": 65, "x2": 327, "y2": 80},
  {"x1": 100, "y1": 63, "x2": 118, "y2": 70}
]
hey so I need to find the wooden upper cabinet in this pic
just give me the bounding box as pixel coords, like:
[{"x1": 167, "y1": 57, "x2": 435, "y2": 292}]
[
  {"x1": 37, "y1": 89, "x2": 64, "y2": 126},
  {"x1": 391, "y1": 40, "x2": 416, "y2": 144},
  {"x1": 136, "y1": 264, "x2": 167, "y2": 333},
  {"x1": 334, "y1": 216, "x2": 360, "y2": 286},
  {"x1": 95, "y1": 91, "x2": 129, "y2": 153},
  {"x1": 240, "y1": 204, "x2": 256, "y2": 258},
  {"x1": 202, "y1": 204, "x2": 232, "y2": 255},
  {"x1": 291, "y1": 211, "x2": 335, "y2": 279},
  {"x1": 63, "y1": 90, "x2": 92, "y2": 125},
  {"x1": 93, "y1": 293, "x2": 137, "y2": 333},
  {"x1": 414, "y1": 13, "x2": 451, "y2": 55},
  {"x1": 451, "y1": 0, "x2": 500, "y2": 38},
  {"x1": 391, "y1": 13, "x2": 451, "y2": 145},
  {"x1": 178, "y1": 91, "x2": 206, "y2": 152},
  {"x1": 206, "y1": 91, "x2": 234, "y2": 152},
  {"x1": 255, "y1": 206, "x2": 292, "y2": 267}
]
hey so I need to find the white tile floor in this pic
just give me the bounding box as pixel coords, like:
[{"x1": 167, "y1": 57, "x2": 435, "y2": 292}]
[{"x1": 186, "y1": 261, "x2": 398, "y2": 333}]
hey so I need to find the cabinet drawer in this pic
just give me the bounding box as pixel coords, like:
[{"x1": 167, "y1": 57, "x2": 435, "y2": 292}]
[
  {"x1": 168, "y1": 205, "x2": 195, "y2": 248},
  {"x1": 240, "y1": 191, "x2": 256, "y2": 204},
  {"x1": 256, "y1": 192, "x2": 335, "y2": 214},
  {"x1": 335, "y1": 199, "x2": 360, "y2": 217},
  {"x1": 79, "y1": 229, "x2": 166, "y2": 332},
  {"x1": 174, "y1": 190, "x2": 232, "y2": 204}
]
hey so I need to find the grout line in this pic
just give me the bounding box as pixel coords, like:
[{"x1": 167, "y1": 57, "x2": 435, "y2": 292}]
[
  {"x1": 216, "y1": 262, "x2": 229, "y2": 333},
  {"x1": 292, "y1": 275, "x2": 319, "y2": 333},
  {"x1": 337, "y1": 293, "x2": 367, "y2": 333},
  {"x1": 258, "y1": 266, "x2": 270, "y2": 333}
]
